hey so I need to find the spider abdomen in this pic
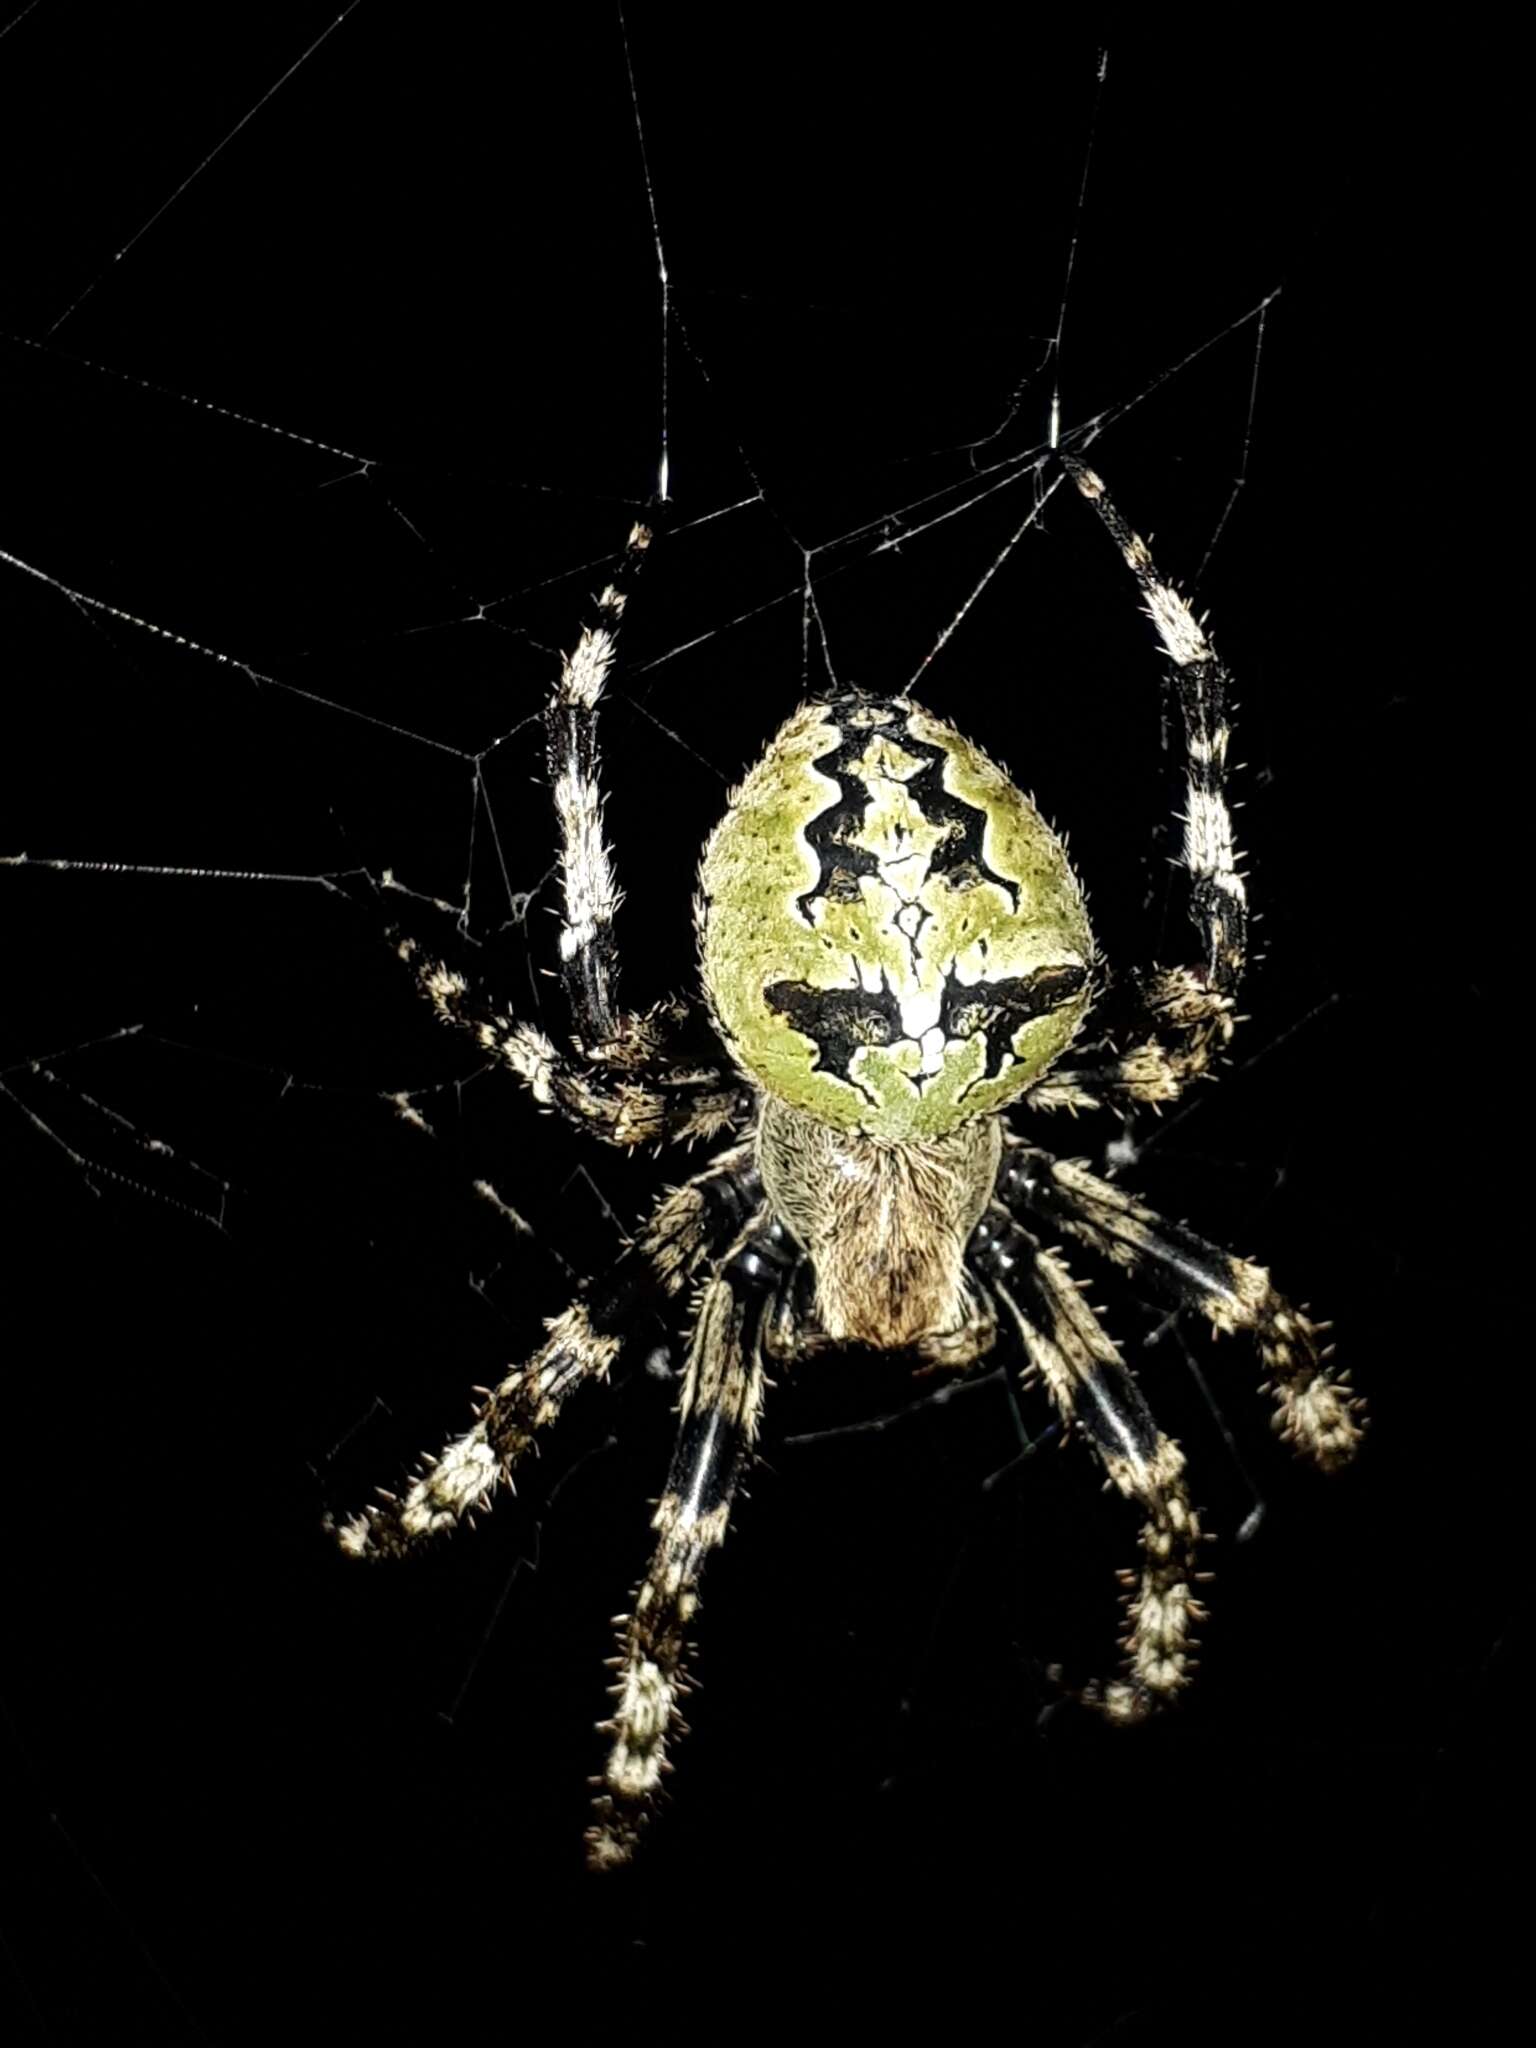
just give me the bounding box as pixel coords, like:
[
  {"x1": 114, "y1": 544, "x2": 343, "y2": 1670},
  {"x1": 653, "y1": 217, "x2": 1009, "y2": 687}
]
[{"x1": 697, "y1": 691, "x2": 1094, "y2": 1142}]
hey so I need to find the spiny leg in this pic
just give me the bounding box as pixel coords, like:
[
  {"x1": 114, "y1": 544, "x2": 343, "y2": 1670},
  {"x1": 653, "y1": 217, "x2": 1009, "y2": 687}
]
[
  {"x1": 546, "y1": 519, "x2": 649, "y2": 1053},
  {"x1": 998, "y1": 1138, "x2": 1362, "y2": 1468},
  {"x1": 587, "y1": 1211, "x2": 788, "y2": 1870},
  {"x1": 1030, "y1": 455, "x2": 1247, "y2": 1117},
  {"x1": 542, "y1": 518, "x2": 729, "y2": 1079},
  {"x1": 540, "y1": 519, "x2": 746, "y2": 1099},
  {"x1": 635, "y1": 1141, "x2": 764, "y2": 1297},
  {"x1": 972, "y1": 1205, "x2": 1205, "y2": 1720},
  {"x1": 330, "y1": 1146, "x2": 763, "y2": 1561},
  {"x1": 390, "y1": 518, "x2": 746, "y2": 1149},
  {"x1": 399, "y1": 934, "x2": 749, "y2": 1148}
]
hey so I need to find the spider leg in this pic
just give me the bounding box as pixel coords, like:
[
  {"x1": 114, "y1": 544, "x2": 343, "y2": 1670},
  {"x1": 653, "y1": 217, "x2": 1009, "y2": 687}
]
[
  {"x1": 330, "y1": 1145, "x2": 763, "y2": 1560},
  {"x1": 541, "y1": 521, "x2": 720, "y2": 1084},
  {"x1": 387, "y1": 519, "x2": 749, "y2": 1149},
  {"x1": 1028, "y1": 455, "x2": 1246, "y2": 1117},
  {"x1": 997, "y1": 1138, "x2": 1363, "y2": 1468},
  {"x1": 545, "y1": 519, "x2": 647, "y2": 1052},
  {"x1": 586, "y1": 1208, "x2": 789, "y2": 1870},
  {"x1": 971, "y1": 1202, "x2": 1204, "y2": 1720},
  {"x1": 400, "y1": 932, "x2": 749, "y2": 1147}
]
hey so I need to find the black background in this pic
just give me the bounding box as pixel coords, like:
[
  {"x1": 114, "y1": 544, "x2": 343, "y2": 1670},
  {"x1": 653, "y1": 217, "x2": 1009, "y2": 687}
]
[{"x1": 0, "y1": 7, "x2": 1513, "y2": 2042}]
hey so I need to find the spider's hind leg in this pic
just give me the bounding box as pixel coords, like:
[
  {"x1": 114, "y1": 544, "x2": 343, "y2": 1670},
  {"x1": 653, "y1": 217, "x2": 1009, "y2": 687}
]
[
  {"x1": 541, "y1": 520, "x2": 715, "y2": 1080},
  {"x1": 1029, "y1": 455, "x2": 1247, "y2": 1118},
  {"x1": 543, "y1": 518, "x2": 648, "y2": 1054},
  {"x1": 388, "y1": 515, "x2": 751, "y2": 1151}
]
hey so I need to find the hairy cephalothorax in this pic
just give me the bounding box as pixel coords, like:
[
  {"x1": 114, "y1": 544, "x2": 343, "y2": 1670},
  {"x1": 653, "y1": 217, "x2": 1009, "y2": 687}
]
[
  {"x1": 755, "y1": 1098, "x2": 1001, "y2": 1362},
  {"x1": 330, "y1": 457, "x2": 1362, "y2": 1870}
]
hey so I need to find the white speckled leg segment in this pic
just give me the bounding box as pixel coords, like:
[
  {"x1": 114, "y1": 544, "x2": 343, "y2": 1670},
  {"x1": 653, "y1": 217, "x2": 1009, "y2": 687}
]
[
  {"x1": 1030, "y1": 457, "x2": 1249, "y2": 1117},
  {"x1": 397, "y1": 931, "x2": 749, "y2": 1150},
  {"x1": 586, "y1": 1213, "x2": 782, "y2": 1871},
  {"x1": 330, "y1": 1301, "x2": 626, "y2": 1561},
  {"x1": 999, "y1": 1141, "x2": 1364, "y2": 1469},
  {"x1": 976, "y1": 1207, "x2": 1205, "y2": 1721},
  {"x1": 545, "y1": 521, "x2": 652, "y2": 1052},
  {"x1": 331, "y1": 1151, "x2": 767, "y2": 1563},
  {"x1": 376, "y1": 517, "x2": 752, "y2": 1153}
]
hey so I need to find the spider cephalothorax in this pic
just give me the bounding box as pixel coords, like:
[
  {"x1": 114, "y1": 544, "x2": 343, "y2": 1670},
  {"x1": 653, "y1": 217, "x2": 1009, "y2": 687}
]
[{"x1": 333, "y1": 461, "x2": 1363, "y2": 1870}]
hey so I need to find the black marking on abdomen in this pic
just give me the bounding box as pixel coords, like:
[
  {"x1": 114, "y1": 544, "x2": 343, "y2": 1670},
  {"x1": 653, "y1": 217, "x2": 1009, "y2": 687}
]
[
  {"x1": 764, "y1": 976, "x2": 903, "y2": 1091},
  {"x1": 797, "y1": 693, "x2": 1018, "y2": 926},
  {"x1": 939, "y1": 962, "x2": 1089, "y2": 1080},
  {"x1": 764, "y1": 957, "x2": 1085, "y2": 1095}
]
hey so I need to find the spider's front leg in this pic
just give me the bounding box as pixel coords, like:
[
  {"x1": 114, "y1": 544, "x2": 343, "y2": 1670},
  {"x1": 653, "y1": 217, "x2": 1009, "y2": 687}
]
[
  {"x1": 999, "y1": 1139, "x2": 1363, "y2": 1468},
  {"x1": 587, "y1": 1209, "x2": 790, "y2": 1870},
  {"x1": 1029, "y1": 456, "x2": 1247, "y2": 1118},
  {"x1": 971, "y1": 1203, "x2": 1205, "y2": 1719},
  {"x1": 329, "y1": 1144, "x2": 762, "y2": 1559}
]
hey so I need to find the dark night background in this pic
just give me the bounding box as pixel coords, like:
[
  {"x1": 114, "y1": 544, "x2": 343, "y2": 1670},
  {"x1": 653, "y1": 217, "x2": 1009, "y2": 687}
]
[{"x1": 0, "y1": 7, "x2": 1512, "y2": 2041}]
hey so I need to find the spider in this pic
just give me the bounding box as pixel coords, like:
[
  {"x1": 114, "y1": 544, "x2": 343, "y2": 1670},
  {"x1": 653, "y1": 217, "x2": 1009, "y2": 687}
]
[{"x1": 331, "y1": 454, "x2": 1362, "y2": 1869}]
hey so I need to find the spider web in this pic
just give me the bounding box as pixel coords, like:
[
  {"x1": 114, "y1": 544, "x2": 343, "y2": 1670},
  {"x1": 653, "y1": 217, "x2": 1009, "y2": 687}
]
[{"x1": 0, "y1": 9, "x2": 1503, "y2": 2042}]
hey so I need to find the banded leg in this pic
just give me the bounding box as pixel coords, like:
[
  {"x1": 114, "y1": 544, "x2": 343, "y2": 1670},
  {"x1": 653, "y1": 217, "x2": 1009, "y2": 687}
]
[
  {"x1": 635, "y1": 1142, "x2": 764, "y2": 1296},
  {"x1": 394, "y1": 519, "x2": 748, "y2": 1150},
  {"x1": 546, "y1": 519, "x2": 650, "y2": 1052},
  {"x1": 587, "y1": 1211, "x2": 786, "y2": 1870},
  {"x1": 1029, "y1": 455, "x2": 1247, "y2": 1116},
  {"x1": 998, "y1": 1139, "x2": 1363, "y2": 1467},
  {"x1": 330, "y1": 1147, "x2": 764, "y2": 1562},
  {"x1": 972, "y1": 1205, "x2": 1204, "y2": 1720},
  {"x1": 401, "y1": 934, "x2": 750, "y2": 1149}
]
